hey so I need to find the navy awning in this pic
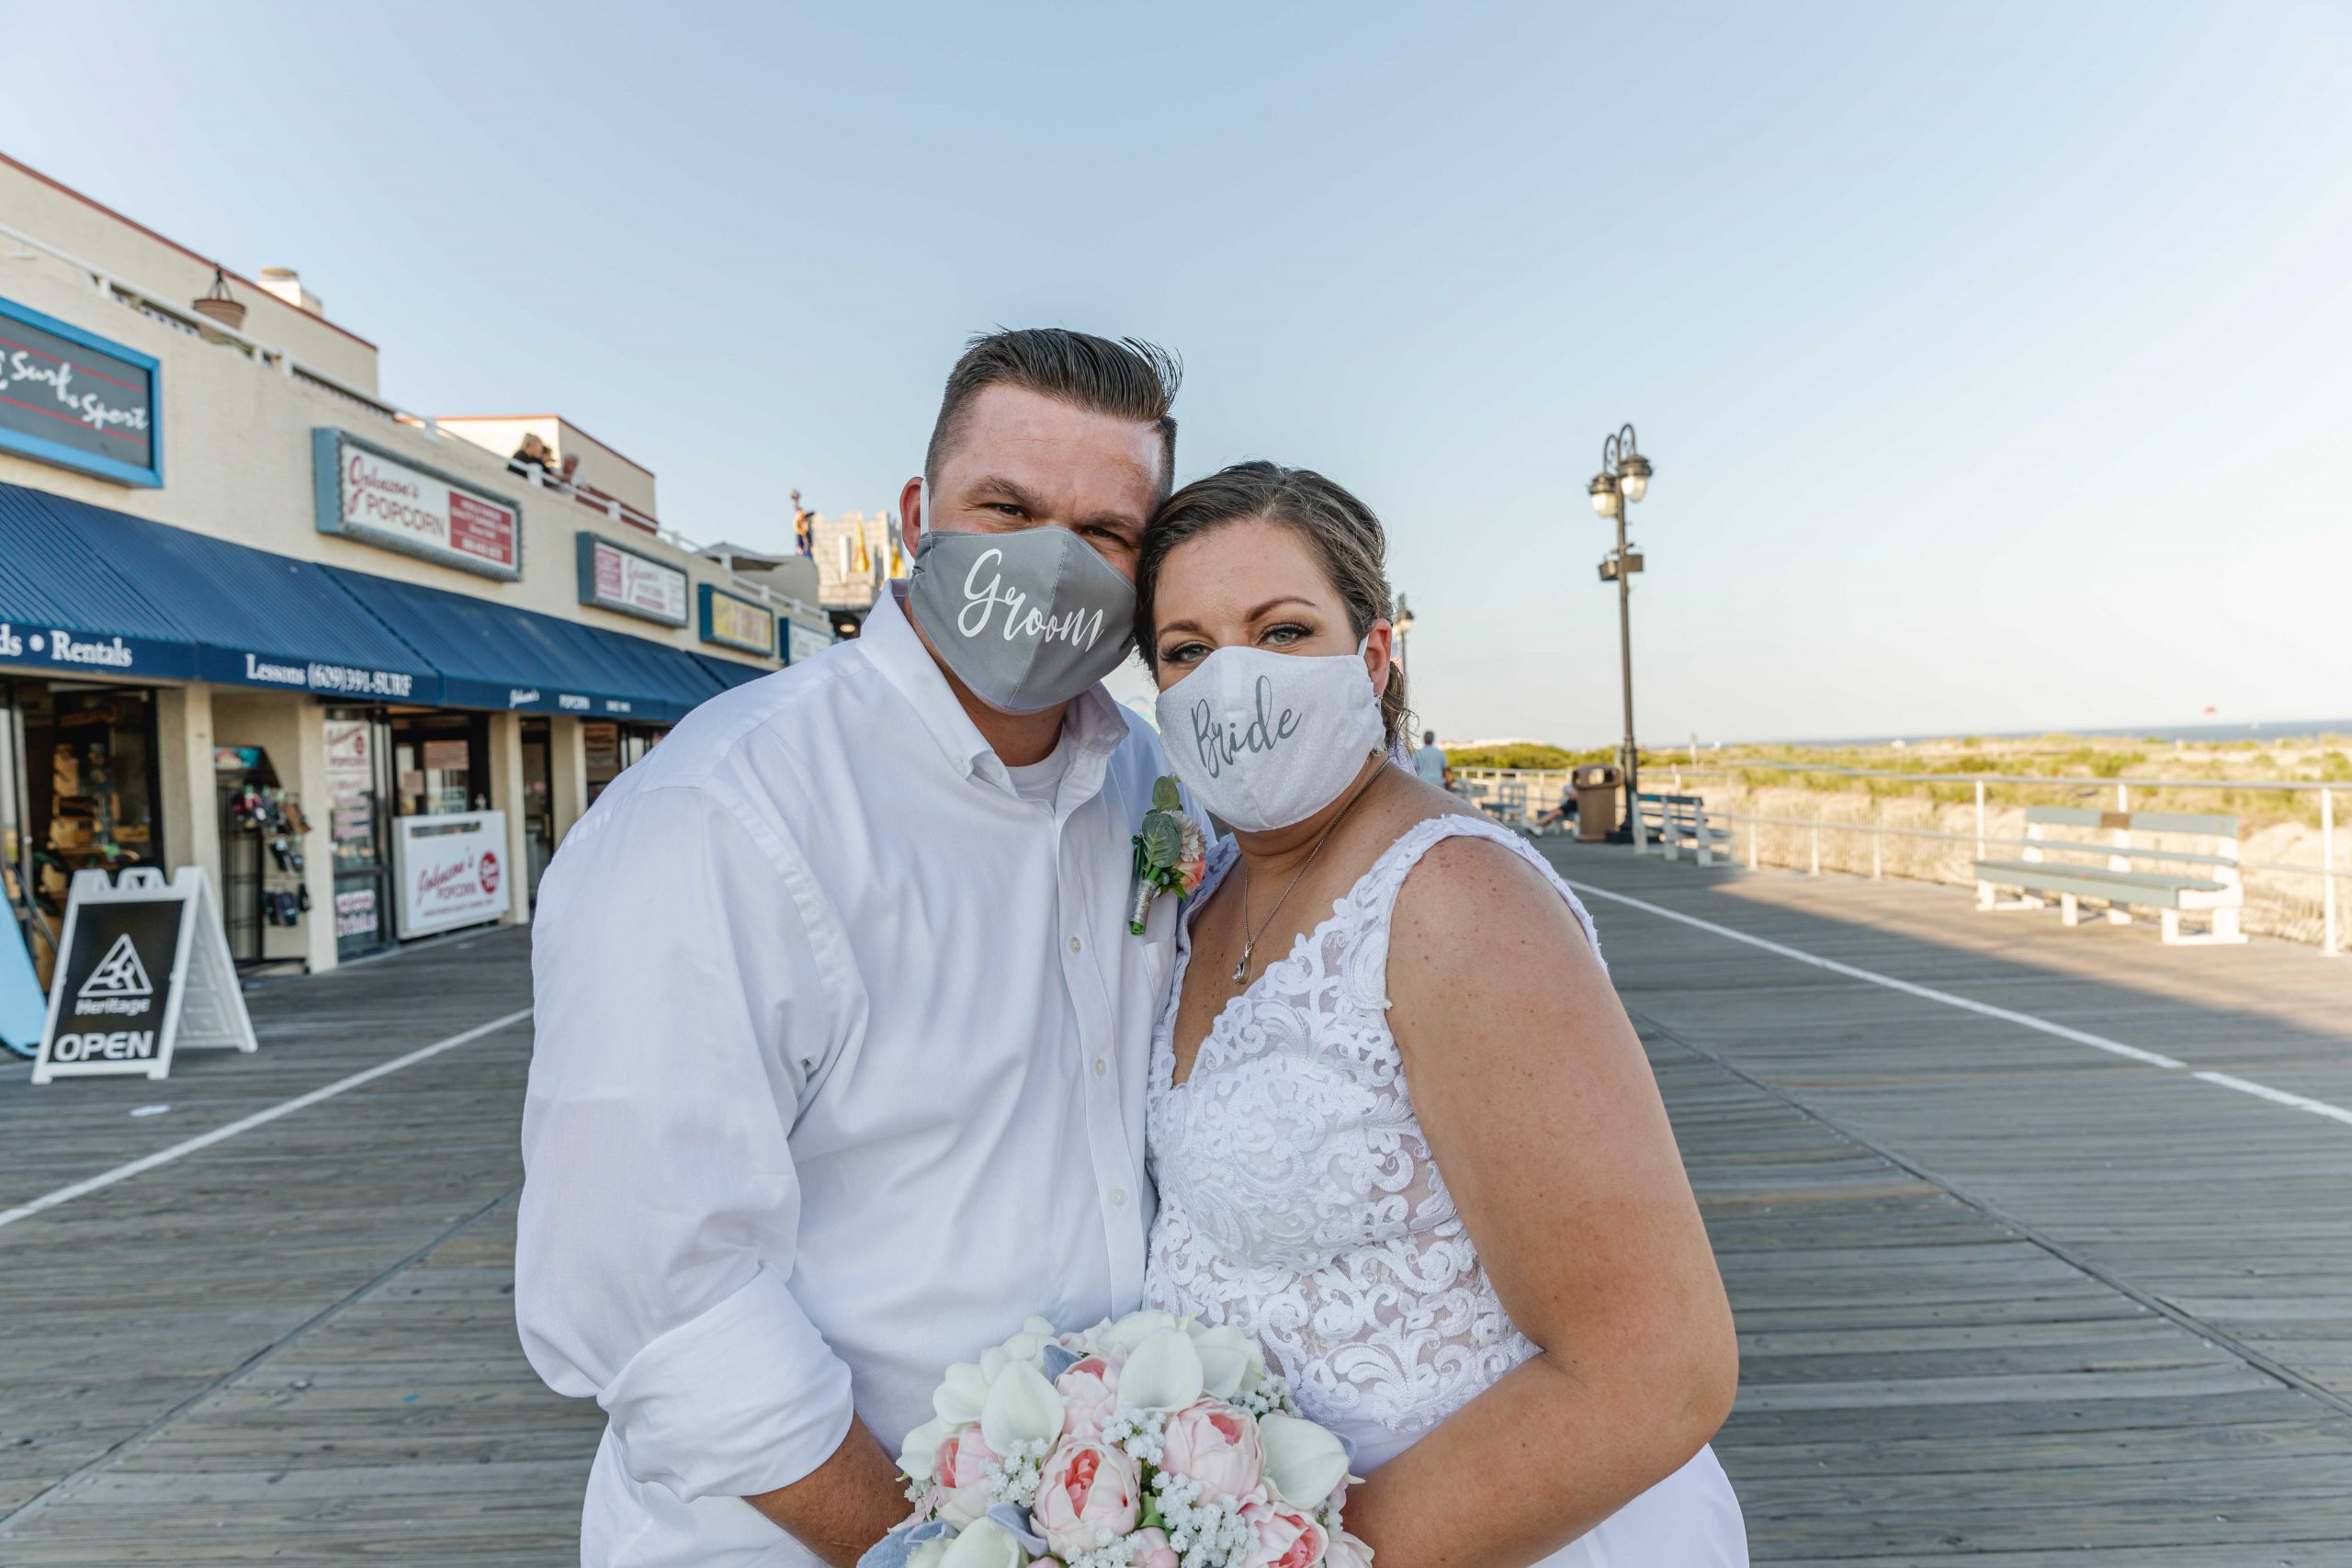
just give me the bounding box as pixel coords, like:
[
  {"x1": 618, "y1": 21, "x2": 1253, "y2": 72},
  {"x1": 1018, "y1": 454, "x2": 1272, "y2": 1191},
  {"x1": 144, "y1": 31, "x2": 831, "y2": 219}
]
[
  {"x1": 692, "y1": 651, "x2": 774, "y2": 692},
  {"x1": 0, "y1": 482, "x2": 437, "y2": 700},
  {"x1": 0, "y1": 479, "x2": 752, "y2": 722},
  {"x1": 0, "y1": 483, "x2": 197, "y2": 681},
  {"x1": 323, "y1": 565, "x2": 718, "y2": 722}
]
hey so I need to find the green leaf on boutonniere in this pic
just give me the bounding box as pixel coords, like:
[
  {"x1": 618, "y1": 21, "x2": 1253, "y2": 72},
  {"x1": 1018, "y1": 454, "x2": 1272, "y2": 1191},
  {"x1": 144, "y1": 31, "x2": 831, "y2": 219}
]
[
  {"x1": 1140, "y1": 813, "x2": 1182, "y2": 867},
  {"x1": 1152, "y1": 775, "x2": 1182, "y2": 814}
]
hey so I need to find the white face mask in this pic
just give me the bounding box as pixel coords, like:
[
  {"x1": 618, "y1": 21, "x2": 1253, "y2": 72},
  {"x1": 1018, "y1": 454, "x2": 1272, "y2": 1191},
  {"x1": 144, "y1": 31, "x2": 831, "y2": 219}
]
[{"x1": 1155, "y1": 640, "x2": 1385, "y2": 831}]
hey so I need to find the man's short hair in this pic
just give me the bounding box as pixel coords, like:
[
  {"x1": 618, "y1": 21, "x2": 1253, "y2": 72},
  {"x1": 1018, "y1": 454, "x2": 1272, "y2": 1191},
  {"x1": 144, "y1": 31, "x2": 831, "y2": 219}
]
[
  {"x1": 1423, "y1": 730, "x2": 1436, "y2": 746},
  {"x1": 925, "y1": 328, "x2": 1182, "y2": 498}
]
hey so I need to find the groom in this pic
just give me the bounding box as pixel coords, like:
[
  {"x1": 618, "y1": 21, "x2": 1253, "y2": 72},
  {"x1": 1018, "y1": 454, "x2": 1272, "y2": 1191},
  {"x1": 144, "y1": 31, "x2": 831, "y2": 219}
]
[{"x1": 518, "y1": 330, "x2": 1188, "y2": 1567}]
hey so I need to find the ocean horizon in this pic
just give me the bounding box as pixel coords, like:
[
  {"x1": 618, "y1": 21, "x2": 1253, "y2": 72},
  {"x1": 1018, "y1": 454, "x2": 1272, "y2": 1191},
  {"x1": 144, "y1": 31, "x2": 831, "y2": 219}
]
[{"x1": 1753, "y1": 717, "x2": 2352, "y2": 749}]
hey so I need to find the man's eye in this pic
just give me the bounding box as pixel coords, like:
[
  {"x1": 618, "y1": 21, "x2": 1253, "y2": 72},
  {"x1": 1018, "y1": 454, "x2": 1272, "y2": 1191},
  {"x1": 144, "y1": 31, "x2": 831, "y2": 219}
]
[{"x1": 990, "y1": 502, "x2": 1026, "y2": 518}]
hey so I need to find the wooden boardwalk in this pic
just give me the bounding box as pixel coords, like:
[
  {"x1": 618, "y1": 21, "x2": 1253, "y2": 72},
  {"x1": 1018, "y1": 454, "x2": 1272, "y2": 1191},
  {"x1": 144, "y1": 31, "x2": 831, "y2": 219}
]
[
  {"x1": 1544, "y1": 843, "x2": 2352, "y2": 1566},
  {"x1": 0, "y1": 846, "x2": 2348, "y2": 1563}
]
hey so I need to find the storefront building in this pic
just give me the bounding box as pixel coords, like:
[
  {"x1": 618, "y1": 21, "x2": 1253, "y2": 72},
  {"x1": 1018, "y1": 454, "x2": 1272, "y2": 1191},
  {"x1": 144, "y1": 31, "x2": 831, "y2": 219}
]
[{"x1": 0, "y1": 152, "x2": 829, "y2": 1012}]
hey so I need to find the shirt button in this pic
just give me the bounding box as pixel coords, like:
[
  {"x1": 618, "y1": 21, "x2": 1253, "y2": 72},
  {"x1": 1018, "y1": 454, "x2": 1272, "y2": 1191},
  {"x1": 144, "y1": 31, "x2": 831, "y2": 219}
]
[
  {"x1": 1092, "y1": 1057, "x2": 1108, "y2": 1078},
  {"x1": 1069, "y1": 936, "x2": 1082, "y2": 953},
  {"x1": 1109, "y1": 1188, "x2": 1128, "y2": 1208}
]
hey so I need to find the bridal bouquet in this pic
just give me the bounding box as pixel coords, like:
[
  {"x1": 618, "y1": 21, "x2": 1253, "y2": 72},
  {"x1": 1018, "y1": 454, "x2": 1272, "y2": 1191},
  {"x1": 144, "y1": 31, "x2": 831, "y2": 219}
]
[{"x1": 868, "y1": 1311, "x2": 1371, "y2": 1568}]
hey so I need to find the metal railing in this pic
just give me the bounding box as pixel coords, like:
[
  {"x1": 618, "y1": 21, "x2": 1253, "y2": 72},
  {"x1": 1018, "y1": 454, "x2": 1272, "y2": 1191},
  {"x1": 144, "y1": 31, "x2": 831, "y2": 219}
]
[
  {"x1": 0, "y1": 219, "x2": 823, "y2": 633},
  {"x1": 1453, "y1": 763, "x2": 2346, "y2": 957}
]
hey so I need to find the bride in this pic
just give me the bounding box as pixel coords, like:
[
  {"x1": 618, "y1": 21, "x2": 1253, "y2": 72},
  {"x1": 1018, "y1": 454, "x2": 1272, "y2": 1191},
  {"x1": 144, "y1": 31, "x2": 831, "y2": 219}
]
[{"x1": 1137, "y1": 462, "x2": 1747, "y2": 1567}]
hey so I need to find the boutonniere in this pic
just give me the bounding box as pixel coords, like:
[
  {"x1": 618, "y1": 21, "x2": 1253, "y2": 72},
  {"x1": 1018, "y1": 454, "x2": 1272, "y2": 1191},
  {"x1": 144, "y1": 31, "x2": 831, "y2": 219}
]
[{"x1": 1129, "y1": 776, "x2": 1208, "y2": 934}]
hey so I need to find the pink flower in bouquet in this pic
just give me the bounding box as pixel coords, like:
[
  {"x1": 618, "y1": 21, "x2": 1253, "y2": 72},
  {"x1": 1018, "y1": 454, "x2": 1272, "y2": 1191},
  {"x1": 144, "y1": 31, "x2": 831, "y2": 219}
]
[
  {"x1": 1032, "y1": 1439, "x2": 1140, "y2": 1557},
  {"x1": 1239, "y1": 1496, "x2": 1329, "y2": 1568},
  {"x1": 1160, "y1": 1398, "x2": 1263, "y2": 1502},
  {"x1": 1128, "y1": 1527, "x2": 1182, "y2": 1568},
  {"x1": 1322, "y1": 1525, "x2": 1375, "y2": 1568},
  {"x1": 1055, "y1": 1354, "x2": 1122, "y2": 1441},
  {"x1": 931, "y1": 1425, "x2": 997, "y2": 1529}
]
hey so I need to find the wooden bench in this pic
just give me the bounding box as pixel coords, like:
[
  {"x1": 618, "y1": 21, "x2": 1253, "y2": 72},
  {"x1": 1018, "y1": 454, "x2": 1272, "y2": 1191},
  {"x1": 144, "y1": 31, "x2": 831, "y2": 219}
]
[
  {"x1": 1636, "y1": 793, "x2": 1731, "y2": 866},
  {"x1": 1486, "y1": 777, "x2": 1532, "y2": 829},
  {"x1": 1974, "y1": 806, "x2": 2245, "y2": 945}
]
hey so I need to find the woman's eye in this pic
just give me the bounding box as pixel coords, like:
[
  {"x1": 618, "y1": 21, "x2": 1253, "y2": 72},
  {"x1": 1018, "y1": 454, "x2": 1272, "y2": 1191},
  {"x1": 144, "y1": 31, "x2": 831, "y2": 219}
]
[
  {"x1": 1159, "y1": 641, "x2": 1208, "y2": 665},
  {"x1": 1261, "y1": 623, "x2": 1307, "y2": 647}
]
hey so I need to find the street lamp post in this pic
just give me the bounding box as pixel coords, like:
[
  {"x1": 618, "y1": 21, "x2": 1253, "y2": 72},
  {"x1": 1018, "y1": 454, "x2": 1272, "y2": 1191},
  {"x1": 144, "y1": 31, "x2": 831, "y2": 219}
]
[
  {"x1": 1589, "y1": 424, "x2": 1652, "y2": 829},
  {"x1": 1394, "y1": 594, "x2": 1415, "y2": 671}
]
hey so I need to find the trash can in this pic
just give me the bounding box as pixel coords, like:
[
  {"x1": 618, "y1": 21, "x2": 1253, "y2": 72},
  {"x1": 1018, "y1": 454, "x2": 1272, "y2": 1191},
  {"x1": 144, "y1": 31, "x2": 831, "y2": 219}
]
[{"x1": 1573, "y1": 764, "x2": 1623, "y2": 842}]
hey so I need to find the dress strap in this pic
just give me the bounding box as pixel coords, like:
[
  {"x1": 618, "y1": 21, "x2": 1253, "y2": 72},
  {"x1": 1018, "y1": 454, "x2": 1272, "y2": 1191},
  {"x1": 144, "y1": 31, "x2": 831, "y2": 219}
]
[{"x1": 1349, "y1": 815, "x2": 1605, "y2": 991}]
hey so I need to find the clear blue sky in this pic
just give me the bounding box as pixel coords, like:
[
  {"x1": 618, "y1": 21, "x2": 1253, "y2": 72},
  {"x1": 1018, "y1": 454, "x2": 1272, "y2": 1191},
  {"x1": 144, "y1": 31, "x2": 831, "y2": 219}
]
[{"x1": 6, "y1": 2, "x2": 2347, "y2": 744}]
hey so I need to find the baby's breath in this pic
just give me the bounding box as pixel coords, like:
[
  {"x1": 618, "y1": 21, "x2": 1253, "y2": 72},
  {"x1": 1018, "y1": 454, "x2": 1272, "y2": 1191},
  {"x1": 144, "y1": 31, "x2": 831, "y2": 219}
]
[
  {"x1": 980, "y1": 1437, "x2": 1051, "y2": 1506},
  {"x1": 1101, "y1": 1405, "x2": 1169, "y2": 1467},
  {"x1": 1151, "y1": 1472, "x2": 1256, "y2": 1568}
]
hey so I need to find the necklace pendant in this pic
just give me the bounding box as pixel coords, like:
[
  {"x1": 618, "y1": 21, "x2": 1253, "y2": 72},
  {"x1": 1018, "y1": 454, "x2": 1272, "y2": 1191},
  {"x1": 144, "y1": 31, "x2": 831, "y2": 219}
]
[{"x1": 1232, "y1": 951, "x2": 1250, "y2": 984}]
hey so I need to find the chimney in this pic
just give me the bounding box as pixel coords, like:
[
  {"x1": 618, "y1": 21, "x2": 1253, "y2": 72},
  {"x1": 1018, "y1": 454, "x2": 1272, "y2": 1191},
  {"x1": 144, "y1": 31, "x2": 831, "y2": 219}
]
[{"x1": 256, "y1": 266, "x2": 324, "y2": 316}]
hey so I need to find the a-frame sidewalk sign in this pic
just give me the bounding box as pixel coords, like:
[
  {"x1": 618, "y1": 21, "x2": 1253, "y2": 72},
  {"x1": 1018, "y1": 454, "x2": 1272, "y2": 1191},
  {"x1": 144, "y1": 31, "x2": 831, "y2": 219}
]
[{"x1": 31, "y1": 865, "x2": 258, "y2": 1084}]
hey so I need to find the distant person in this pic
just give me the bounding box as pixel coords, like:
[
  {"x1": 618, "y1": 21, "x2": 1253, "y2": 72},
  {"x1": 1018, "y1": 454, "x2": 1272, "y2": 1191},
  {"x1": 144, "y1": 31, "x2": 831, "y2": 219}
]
[
  {"x1": 509, "y1": 433, "x2": 554, "y2": 475},
  {"x1": 557, "y1": 453, "x2": 582, "y2": 489},
  {"x1": 1534, "y1": 782, "x2": 1579, "y2": 833},
  {"x1": 1411, "y1": 728, "x2": 1451, "y2": 788}
]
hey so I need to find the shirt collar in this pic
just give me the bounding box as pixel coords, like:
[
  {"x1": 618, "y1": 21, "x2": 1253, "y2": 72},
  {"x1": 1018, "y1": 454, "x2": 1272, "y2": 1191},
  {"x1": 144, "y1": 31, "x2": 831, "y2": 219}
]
[{"x1": 860, "y1": 584, "x2": 1133, "y2": 787}]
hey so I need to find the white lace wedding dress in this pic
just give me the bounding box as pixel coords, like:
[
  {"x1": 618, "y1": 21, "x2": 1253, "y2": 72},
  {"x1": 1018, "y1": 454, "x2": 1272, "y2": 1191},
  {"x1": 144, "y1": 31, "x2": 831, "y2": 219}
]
[{"x1": 1143, "y1": 815, "x2": 1747, "y2": 1567}]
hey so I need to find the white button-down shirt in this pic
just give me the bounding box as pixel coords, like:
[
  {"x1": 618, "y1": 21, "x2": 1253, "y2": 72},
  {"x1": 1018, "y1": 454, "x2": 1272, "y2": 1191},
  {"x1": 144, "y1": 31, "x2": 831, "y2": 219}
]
[{"x1": 517, "y1": 588, "x2": 1184, "y2": 1567}]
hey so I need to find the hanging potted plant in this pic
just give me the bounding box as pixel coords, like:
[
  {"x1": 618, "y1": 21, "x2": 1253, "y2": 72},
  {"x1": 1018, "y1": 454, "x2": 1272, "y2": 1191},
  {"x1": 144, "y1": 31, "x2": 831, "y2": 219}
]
[{"x1": 191, "y1": 266, "x2": 247, "y2": 340}]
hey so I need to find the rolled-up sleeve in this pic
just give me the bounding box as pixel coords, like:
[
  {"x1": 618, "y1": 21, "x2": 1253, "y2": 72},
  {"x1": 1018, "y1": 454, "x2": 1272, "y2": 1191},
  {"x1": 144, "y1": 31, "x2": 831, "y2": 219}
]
[{"x1": 516, "y1": 780, "x2": 856, "y2": 1500}]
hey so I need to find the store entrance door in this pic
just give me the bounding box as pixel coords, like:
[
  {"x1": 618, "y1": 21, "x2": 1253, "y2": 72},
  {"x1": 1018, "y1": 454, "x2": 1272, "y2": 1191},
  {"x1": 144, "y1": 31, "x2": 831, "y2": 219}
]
[
  {"x1": 521, "y1": 717, "x2": 554, "y2": 908},
  {"x1": 326, "y1": 710, "x2": 396, "y2": 963}
]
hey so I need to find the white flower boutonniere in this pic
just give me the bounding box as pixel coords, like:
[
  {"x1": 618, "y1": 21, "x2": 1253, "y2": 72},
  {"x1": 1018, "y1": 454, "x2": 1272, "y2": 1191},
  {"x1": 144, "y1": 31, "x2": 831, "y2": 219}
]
[{"x1": 1129, "y1": 776, "x2": 1207, "y2": 935}]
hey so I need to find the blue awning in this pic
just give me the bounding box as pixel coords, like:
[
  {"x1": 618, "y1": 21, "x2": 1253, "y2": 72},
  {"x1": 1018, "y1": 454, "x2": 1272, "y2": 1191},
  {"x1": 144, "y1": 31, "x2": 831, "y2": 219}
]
[
  {"x1": 691, "y1": 651, "x2": 775, "y2": 692},
  {"x1": 0, "y1": 479, "x2": 748, "y2": 722},
  {"x1": 322, "y1": 565, "x2": 718, "y2": 722},
  {"x1": 0, "y1": 482, "x2": 437, "y2": 700}
]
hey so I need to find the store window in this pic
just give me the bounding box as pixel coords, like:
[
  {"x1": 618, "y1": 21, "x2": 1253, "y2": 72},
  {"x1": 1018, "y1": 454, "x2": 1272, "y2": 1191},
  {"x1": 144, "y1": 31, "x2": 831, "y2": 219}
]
[
  {"x1": 391, "y1": 712, "x2": 490, "y2": 818},
  {"x1": 0, "y1": 677, "x2": 163, "y2": 989},
  {"x1": 584, "y1": 720, "x2": 667, "y2": 807}
]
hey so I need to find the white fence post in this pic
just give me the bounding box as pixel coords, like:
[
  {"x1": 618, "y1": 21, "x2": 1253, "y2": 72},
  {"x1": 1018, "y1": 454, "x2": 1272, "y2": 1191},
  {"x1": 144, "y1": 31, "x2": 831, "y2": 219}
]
[
  {"x1": 1871, "y1": 823, "x2": 1883, "y2": 881},
  {"x1": 2325, "y1": 788, "x2": 2339, "y2": 959},
  {"x1": 1975, "y1": 780, "x2": 1986, "y2": 863},
  {"x1": 1747, "y1": 824, "x2": 1758, "y2": 871},
  {"x1": 1810, "y1": 821, "x2": 1821, "y2": 876}
]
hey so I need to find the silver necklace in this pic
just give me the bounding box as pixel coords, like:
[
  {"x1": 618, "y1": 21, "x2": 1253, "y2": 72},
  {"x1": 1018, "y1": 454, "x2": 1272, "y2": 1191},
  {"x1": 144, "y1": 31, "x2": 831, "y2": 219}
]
[{"x1": 1232, "y1": 768, "x2": 1385, "y2": 986}]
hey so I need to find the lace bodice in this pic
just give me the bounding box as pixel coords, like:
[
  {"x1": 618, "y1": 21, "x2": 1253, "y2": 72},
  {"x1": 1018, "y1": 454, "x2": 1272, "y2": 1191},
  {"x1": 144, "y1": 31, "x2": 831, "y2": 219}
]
[{"x1": 1142, "y1": 814, "x2": 1604, "y2": 1468}]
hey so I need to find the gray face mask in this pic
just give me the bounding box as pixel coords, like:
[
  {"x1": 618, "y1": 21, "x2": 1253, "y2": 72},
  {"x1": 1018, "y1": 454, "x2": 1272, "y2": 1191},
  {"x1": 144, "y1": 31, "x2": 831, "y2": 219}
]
[{"x1": 905, "y1": 513, "x2": 1137, "y2": 714}]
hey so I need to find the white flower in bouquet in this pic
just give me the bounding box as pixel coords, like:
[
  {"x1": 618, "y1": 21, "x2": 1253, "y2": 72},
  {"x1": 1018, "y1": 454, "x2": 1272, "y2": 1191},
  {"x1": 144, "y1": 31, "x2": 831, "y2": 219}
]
[
  {"x1": 1118, "y1": 1328, "x2": 1205, "y2": 1412},
  {"x1": 1093, "y1": 1309, "x2": 1183, "y2": 1358},
  {"x1": 937, "y1": 1316, "x2": 1063, "y2": 1426},
  {"x1": 940, "y1": 1517, "x2": 1029, "y2": 1568},
  {"x1": 1183, "y1": 1323, "x2": 1266, "y2": 1403},
  {"x1": 1256, "y1": 1413, "x2": 1353, "y2": 1513}
]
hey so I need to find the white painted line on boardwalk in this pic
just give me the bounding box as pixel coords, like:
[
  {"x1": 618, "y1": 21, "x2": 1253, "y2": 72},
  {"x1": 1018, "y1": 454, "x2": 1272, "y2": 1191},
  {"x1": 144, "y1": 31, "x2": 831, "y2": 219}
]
[
  {"x1": 2193, "y1": 1071, "x2": 2352, "y2": 1126},
  {"x1": 0, "y1": 1007, "x2": 533, "y2": 1231},
  {"x1": 1562, "y1": 878, "x2": 2352, "y2": 1128},
  {"x1": 1563, "y1": 879, "x2": 2187, "y2": 1066}
]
